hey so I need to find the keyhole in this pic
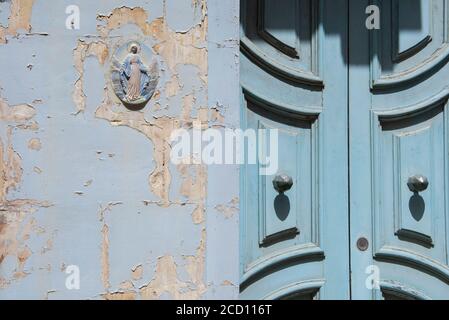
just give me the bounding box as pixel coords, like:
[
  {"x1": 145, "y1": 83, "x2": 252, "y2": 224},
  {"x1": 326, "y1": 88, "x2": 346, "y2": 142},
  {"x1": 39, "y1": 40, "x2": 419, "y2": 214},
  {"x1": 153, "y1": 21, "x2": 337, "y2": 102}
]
[{"x1": 357, "y1": 237, "x2": 369, "y2": 252}]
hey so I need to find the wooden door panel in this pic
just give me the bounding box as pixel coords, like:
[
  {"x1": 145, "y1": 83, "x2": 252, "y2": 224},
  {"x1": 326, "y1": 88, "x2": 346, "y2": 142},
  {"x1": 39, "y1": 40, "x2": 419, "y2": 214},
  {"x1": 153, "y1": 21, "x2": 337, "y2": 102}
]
[
  {"x1": 394, "y1": 0, "x2": 432, "y2": 60},
  {"x1": 242, "y1": 0, "x2": 449, "y2": 300},
  {"x1": 241, "y1": 0, "x2": 322, "y2": 85},
  {"x1": 371, "y1": 95, "x2": 449, "y2": 278},
  {"x1": 240, "y1": 91, "x2": 323, "y2": 298},
  {"x1": 351, "y1": 0, "x2": 449, "y2": 299},
  {"x1": 241, "y1": 0, "x2": 350, "y2": 300},
  {"x1": 254, "y1": 111, "x2": 313, "y2": 249},
  {"x1": 260, "y1": 0, "x2": 299, "y2": 57},
  {"x1": 372, "y1": 0, "x2": 449, "y2": 90}
]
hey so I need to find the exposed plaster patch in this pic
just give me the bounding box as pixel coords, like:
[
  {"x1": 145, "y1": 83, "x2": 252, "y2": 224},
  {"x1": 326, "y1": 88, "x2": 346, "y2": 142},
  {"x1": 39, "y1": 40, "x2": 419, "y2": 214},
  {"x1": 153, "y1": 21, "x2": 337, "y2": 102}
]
[
  {"x1": 139, "y1": 228, "x2": 206, "y2": 299},
  {"x1": 181, "y1": 94, "x2": 195, "y2": 122},
  {"x1": 215, "y1": 197, "x2": 239, "y2": 219},
  {"x1": 72, "y1": 40, "x2": 109, "y2": 114},
  {"x1": 95, "y1": 95, "x2": 179, "y2": 206},
  {"x1": 0, "y1": 98, "x2": 35, "y2": 122},
  {"x1": 0, "y1": 101, "x2": 52, "y2": 287},
  {"x1": 120, "y1": 280, "x2": 135, "y2": 291},
  {"x1": 96, "y1": 7, "x2": 154, "y2": 38},
  {"x1": 179, "y1": 164, "x2": 207, "y2": 224},
  {"x1": 165, "y1": 74, "x2": 182, "y2": 97},
  {"x1": 153, "y1": 90, "x2": 161, "y2": 101},
  {"x1": 102, "y1": 290, "x2": 137, "y2": 300},
  {"x1": 221, "y1": 280, "x2": 236, "y2": 286},
  {"x1": 139, "y1": 255, "x2": 186, "y2": 299},
  {"x1": 182, "y1": 228, "x2": 206, "y2": 289},
  {"x1": 98, "y1": 201, "x2": 122, "y2": 291},
  {"x1": 101, "y1": 223, "x2": 110, "y2": 290},
  {"x1": 0, "y1": 199, "x2": 52, "y2": 287},
  {"x1": 192, "y1": 0, "x2": 207, "y2": 21},
  {"x1": 210, "y1": 107, "x2": 225, "y2": 124},
  {"x1": 102, "y1": 280, "x2": 137, "y2": 300},
  {"x1": 131, "y1": 264, "x2": 143, "y2": 281},
  {"x1": 96, "y1": 7, "x2": 208, "y2": 81},
  {"x1": 14, "y1": 245, "x2": 31, "y2": 278},
  {"x1": 16, "y1": 121, "x2": 38, "y2": 131},
  {"x1": 198, "y1": 107, "x2": 209, "y2": 123},
  {"x1": 27, "y1": 138, "x2": 41, "y2": 151},
  {"x1": 0, "y1": 129, "x2": 23, "y2": 199},
  {"x1": 0, "y1": 0, "x2": 35, "y2": 44},
  {"x1": 99, "y1": 226, "x2": 207, "y2": 300},
  {"x1": 72, "y1": 5, "x2": 209, "y2": 205}
]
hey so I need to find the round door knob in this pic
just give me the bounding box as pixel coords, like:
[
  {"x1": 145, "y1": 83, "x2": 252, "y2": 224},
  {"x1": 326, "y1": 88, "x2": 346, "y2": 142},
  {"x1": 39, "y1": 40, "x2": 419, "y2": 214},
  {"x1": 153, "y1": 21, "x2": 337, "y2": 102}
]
[
  {"x1": 272, "y1": 174, "x2": 293, "y2": 193},
  {"x1": 407, "y1": 175, "x2": 429, "y2": 193}
]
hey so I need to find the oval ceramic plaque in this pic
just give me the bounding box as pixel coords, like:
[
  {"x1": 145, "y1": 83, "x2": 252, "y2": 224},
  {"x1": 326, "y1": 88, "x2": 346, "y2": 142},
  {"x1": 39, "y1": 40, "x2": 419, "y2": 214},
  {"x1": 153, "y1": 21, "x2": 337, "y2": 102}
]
[{"x1": 111, "y1": 42, "x2": 159, "y2": 109}]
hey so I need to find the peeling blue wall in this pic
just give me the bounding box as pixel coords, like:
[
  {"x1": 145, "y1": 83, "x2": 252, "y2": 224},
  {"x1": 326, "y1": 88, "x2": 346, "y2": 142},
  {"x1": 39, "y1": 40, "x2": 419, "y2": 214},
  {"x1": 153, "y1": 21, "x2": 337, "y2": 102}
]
[{"x1": 0, "y1": 0, "x2": 239, "y2": 300}]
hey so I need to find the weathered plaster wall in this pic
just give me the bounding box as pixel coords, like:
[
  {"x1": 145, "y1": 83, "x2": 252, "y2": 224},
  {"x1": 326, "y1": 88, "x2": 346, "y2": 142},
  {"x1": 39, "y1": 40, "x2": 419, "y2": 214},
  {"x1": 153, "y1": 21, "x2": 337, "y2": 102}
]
[{"x1": 0, "y1": 0, "x2": 239, "y2": 299}]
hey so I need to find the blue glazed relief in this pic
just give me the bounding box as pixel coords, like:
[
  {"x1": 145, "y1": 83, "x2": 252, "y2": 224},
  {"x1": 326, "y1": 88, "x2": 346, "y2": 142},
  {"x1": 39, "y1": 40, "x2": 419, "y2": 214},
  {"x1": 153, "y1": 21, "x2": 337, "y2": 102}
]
[{"x1": 111, "y1": 42, "x2": 159, "y2": 110}]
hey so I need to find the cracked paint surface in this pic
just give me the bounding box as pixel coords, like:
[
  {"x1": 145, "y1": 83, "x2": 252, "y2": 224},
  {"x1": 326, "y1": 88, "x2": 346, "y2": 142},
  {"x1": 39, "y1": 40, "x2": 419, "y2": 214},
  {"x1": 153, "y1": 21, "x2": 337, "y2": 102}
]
[
  {"x1": 0, "y1": 0, "x2": 35, "y2": 44},
  {"x1": 0, "y1": 0, "x2": 239, "y2": 299},
  {"x1": 0, "y1": 98, "x2": 53, "y2": 289}
]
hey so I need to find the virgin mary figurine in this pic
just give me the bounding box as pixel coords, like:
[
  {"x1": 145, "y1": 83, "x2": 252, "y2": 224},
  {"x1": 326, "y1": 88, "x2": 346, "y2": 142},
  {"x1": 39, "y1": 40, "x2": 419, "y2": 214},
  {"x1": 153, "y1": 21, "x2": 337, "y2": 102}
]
[{"x1": 120, "y1": 43, "x2": 151, "y2": 103}]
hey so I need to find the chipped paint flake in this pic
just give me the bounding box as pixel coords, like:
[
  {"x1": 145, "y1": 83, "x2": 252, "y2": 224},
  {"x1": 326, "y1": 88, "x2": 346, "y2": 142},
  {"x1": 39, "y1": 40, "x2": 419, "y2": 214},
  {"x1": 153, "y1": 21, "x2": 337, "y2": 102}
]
[
  {"x1": 0, "y1": 98, "x2": 36, "y2": 123},
  {"x1": 101, "y1": 224, "x2": 110, "y2": 290},
  {"x1": 138, "y1": 228, "x2": 207, "y2": 300},
  {"x1": 165, "y1": 74, "x2": 182, "y2": 97},
  {"x1": 72, "y1": 40, "x2": 109, "y2": 114},
  {"x1": 131, "y1": 264, "x2": 143, "y2": 281},
  {"x1": 179, "y1": 164, "x2": 207, "y2": 224},
  {"x1": 0, "y1": 105, "x2": 52, "y2": 287},
  {"x1": 215, "y1": 197, "x2": 239, "y2": 219},
  {"x1": 27, "y1": 138, "x2": 41, "y2": 151},
  {"x1": 0, "y1": 0, "x2": 35, "y2": 44}
]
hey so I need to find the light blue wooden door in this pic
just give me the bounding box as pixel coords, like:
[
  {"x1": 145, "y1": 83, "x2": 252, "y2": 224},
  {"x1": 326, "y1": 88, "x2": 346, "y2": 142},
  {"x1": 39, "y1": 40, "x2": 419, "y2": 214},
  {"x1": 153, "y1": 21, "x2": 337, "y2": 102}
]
[
  {"x1": 241, "y1": 0, "x2": 449, "y2": 300},
  {"x1": 350, "y1": 0, "x2": 449, "y2": 300},
  {"x1": 240, "y1": 0, "x2": 350, "y2": 300}
]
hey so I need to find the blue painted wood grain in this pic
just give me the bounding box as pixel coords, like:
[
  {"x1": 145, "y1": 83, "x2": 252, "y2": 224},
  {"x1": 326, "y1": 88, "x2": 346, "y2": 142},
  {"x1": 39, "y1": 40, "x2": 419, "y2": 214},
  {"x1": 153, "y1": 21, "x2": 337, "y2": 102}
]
[{"x1": 242, "y1": 0, "x2": 449, "y2": 300}]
